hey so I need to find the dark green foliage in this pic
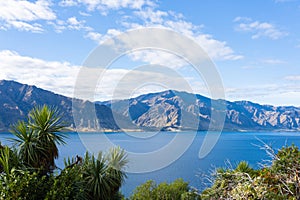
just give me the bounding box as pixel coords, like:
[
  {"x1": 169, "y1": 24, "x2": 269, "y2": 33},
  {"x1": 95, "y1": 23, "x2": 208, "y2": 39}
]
[
  {"x1": 201, "y1": 145, "x2": 300, "y2": 200},
  {"x1": 45, "y1": 164, "x2": 86, "y2": 200},
  {"x1": 10, "y1": 105, "x2": 67, "y2": 173},
  {"x1": 46, "y1": 149, "x2": 128, "y2": 200},
  {"x1": 130, "y1": 180, "x2": 155, "y2": 199},
  {"x1": 0, "y1": 144, "x2": 20, "y2": 174},
  {"x1": 0, "y1": 105, "x2": 128, "y2": 200},
  {"x1": 0, "y1": 169, "x2": 53, "y2": 200},
  {"x1": 0, "y1": 144, "x2": 127, "y2": 200},
  {"x1": 181, "y1": 189, "x2": 202, "y2": 200},
  {"x1": 130, "y1": 178, "x2": 201, "y2": 200},
  {"x1": 81, "y1": 148, "x2": 128, "y2": 200},
  {"x1": 272, "y1": 144, "x2": 300, "y2": 174}
]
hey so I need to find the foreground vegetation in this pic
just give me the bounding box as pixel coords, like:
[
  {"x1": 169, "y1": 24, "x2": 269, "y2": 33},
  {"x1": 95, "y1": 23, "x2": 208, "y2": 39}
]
[
  {"x1": 0, "y1": 105, "x2": 128, "y2": 200},
  {"x1": 0, "y1": 105, "x2": 299, "y2": 199},
  {"x1": 201, "y1": 144, "x2": 300, "y2": 199}
]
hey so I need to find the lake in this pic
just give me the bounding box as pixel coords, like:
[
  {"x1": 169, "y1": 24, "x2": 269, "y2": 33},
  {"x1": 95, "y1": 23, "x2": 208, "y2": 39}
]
[{"x1": 1, "y1": 131, "x2": 300, "y2": 197}]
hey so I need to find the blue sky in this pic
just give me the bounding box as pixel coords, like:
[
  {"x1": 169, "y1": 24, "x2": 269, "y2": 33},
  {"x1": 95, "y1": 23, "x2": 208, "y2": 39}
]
[{"x1": 0, "y1": 0, "x2": 299, "y2": 106}]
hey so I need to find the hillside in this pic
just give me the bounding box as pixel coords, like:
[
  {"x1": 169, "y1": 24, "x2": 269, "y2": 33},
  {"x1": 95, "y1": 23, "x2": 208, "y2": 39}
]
[
  {"x1": 102, "y1": 90, "x2": 300, "y2": 131},
  {"x1": 0, "y1": 80, "x2": 299, "y2": 132},
  {"x1": 0, "y1": 80, "x2": 136, "y2": 132}
]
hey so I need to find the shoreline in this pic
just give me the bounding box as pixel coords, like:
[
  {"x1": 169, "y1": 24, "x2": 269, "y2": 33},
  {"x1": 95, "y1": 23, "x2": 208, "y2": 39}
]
[{"x1": 1, "y1": 127, "x2": 299, "y2": 134}]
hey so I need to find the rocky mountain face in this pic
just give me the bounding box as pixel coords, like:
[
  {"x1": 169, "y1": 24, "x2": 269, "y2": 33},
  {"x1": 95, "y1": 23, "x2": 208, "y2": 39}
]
[
  {"x1": 0, "y1": 80, "x2": 299, "y2": 132},
  {"x1": 0, "y1": 80, "x2": 134, "y2": 132},
  {"x1": 103, "y1": 90, "x2": 300, "y2": 131}
]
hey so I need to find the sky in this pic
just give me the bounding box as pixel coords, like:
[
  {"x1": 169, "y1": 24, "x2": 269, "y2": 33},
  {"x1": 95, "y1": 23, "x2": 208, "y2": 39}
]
[{"x1": 0, "y1": 0, "x2": 300, "y2": 106}]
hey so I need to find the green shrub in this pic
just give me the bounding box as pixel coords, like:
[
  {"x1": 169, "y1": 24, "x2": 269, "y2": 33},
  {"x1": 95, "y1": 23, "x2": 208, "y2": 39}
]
[
  {"x1": 0, "y1": 169, "x2": 53, "y2": 200},
  {"x1": 45, "y1": 165, "x2": 86, "y2": 200},
  {"x1": 130, "y1": 178, "x2": 201, "y2": 200},
  {"x1": 201, "y1": 145, "x2": 300, "y2": 200}
]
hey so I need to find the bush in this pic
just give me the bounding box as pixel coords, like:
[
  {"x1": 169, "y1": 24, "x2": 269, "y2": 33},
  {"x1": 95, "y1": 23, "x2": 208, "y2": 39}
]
[
  {"x1": 45, "y1": 164, "x2": 86, "y2": 200},
  {"x1": 0, "y1": 169, "x2": 52, "y2": 200},
  {"x1": 130, "y1": 178, "x2": 201, "y2": 200},
  {"x1": 201, "y1": 144, "x2": 300, "y2": 200}
]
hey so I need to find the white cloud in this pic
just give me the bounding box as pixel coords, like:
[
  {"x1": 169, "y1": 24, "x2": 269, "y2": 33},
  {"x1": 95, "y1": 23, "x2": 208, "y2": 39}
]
[
  {"x1": 67, "y1": 17, "x2": 91, "y2": 30},
  {"x1": 87, "y1": 8, "x2": 243, "y2": 64},
  {"x1": 49, "y1": 17, "x2": 92, "y2": 33},
  {"x1": 194, "y1": 34, "x2": 243, "y2": 60},
  {"x1": 85, "y1": 29, "x2": 122, "y2": 44},
  {"x1": 133, "y1": 9, "x2": 242, "y2": 61},
  {"x1": 0, "y1": 50, "x2": 79, "y2": 97},
  {"x1": 0, "y1": 0, "x2": 56, "y2": 21},
  {"x1": 6, "y1": 21, "x2": 44, "y2": 33},
  {"x1": 85, "y1": 31, "x2": 103, "y2": 42},
  {"x1": 164, "y1": 20, "x2": 199, "y2": 36},
  {"x1": 241, "y1": 65, "x2": 259, "y2": 70},
  {"x1": 86, "y1": 27, "x2": 243, "y2": 70},
  {"x1": 1, "y1": 50, "x2": 297, "y2": 105},
  {"x1": 0, "y1": 0, "x2": 56, "y2": 32},
  {"x1": 61, "y1": 0, "x2": 156, "y2": 15},
  {"x1": 0, "y1": 50, "x2": 196, "y2": 101},
  {"x1": 226, "y1": 83, "x2": 300, "y2": 106},
  {"x1": 234, "y1": 17, "x2": 288, "y2": 40},
  {"x1": 284, "y1": 75, "x2": 300, "y2": 81},
  {"x1": 79, "y1": 11, "x2": 91, "y2": 16},
  {"x1": 134, "y1": 8, "x2": 168, "y2": 24},
  {"x1": 59, "y1": 0, "x2": 78, "y2": 7},
  {"x1": 47, "y1": 20, "x2": 66, "y2": 33},
  {"x1": 51, "y1": 3, "x2": 242, "y2": 64},
  {"x1": 96, "y1": 0, "x2": 155, "y2": 10},
  {"x1": 241, "y1": 59, "x2": 286, "y2": 70},
  {"x1": 233, "y1": 16, "x2": 251, "y2": 22},
  {"x1": 130, "y1": 50, "x2": 187, "y2": 69},
  {"x1": 261, "y1": 59, "x2": 286, "y2": 65},
  {"x1": 94, "y1": 66, "x2": 198, "y2": 100},
  {"x1": 0, "y1": 1, "x2": 240, "y2": 63}
]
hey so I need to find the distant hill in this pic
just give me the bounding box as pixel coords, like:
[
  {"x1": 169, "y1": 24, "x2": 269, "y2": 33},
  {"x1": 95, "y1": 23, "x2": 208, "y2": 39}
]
[
  {"x1": 0, "y1": 80, "x2": 135, "y2": 132},
  {"x1": 0, "y1": 80, "x2": 299, "y2": 132},
  {"x1": 102, "y1": 90, "x2": 300, "y2": 131}
]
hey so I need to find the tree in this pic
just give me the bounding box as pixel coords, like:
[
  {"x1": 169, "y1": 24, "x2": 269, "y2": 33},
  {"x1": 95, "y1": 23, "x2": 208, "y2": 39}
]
[
  {"x1": 130, "y1": 178, "x2": 201, "y2": 200},
  {"x1": 45, "y1": 147, "x2": 128, "y2": 200},
  {"x1": 82, "y1": 147, "x2": 128, "y2": 200},
  {"x1": 45, "y1": 161, "x2": 86, "y2": 200},
  {"x1": 10, "y1": 105, "x2": 67, "y2": 173}
]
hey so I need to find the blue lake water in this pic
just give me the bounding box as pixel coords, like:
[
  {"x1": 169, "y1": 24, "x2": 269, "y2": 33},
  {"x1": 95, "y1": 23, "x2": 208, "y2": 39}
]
[{"x1": 1, "y1": 131, "x2": 300, "y2": 197}]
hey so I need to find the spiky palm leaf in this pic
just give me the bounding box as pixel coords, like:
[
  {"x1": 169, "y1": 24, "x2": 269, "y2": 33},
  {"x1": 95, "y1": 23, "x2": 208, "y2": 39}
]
[
  {"x1": 10, "y1": 121, "x2": 40, "y2": 168},
  {"x1": 10, "y1": 105, "x2": 67, "y2": 173},
  {"x1": 28, "y1": 105, "x2": 67, "y2": 171},
  {"x1": 0, "y1": 146, "x2": 19, "y2": 175},
  {"x1": 106, "y1": 146, "x2": 128, "y2": 194},
  {"x1": 83, "y1": 152, "x2": 112, "y2": 199},
  {"x1": 82, "y1": 147, "x2": 128, "y2": 200}
]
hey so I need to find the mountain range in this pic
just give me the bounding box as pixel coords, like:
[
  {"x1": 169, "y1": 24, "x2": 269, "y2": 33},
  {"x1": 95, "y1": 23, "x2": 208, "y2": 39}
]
[{"x1": 0, "y1": 80, "x2": 299, "y2": 132}]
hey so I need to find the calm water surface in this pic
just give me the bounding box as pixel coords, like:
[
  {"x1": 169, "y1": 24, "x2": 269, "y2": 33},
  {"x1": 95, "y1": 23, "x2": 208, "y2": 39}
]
[{"x1": 1, "y1": 131, "x2": 299, "y2": 197}]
